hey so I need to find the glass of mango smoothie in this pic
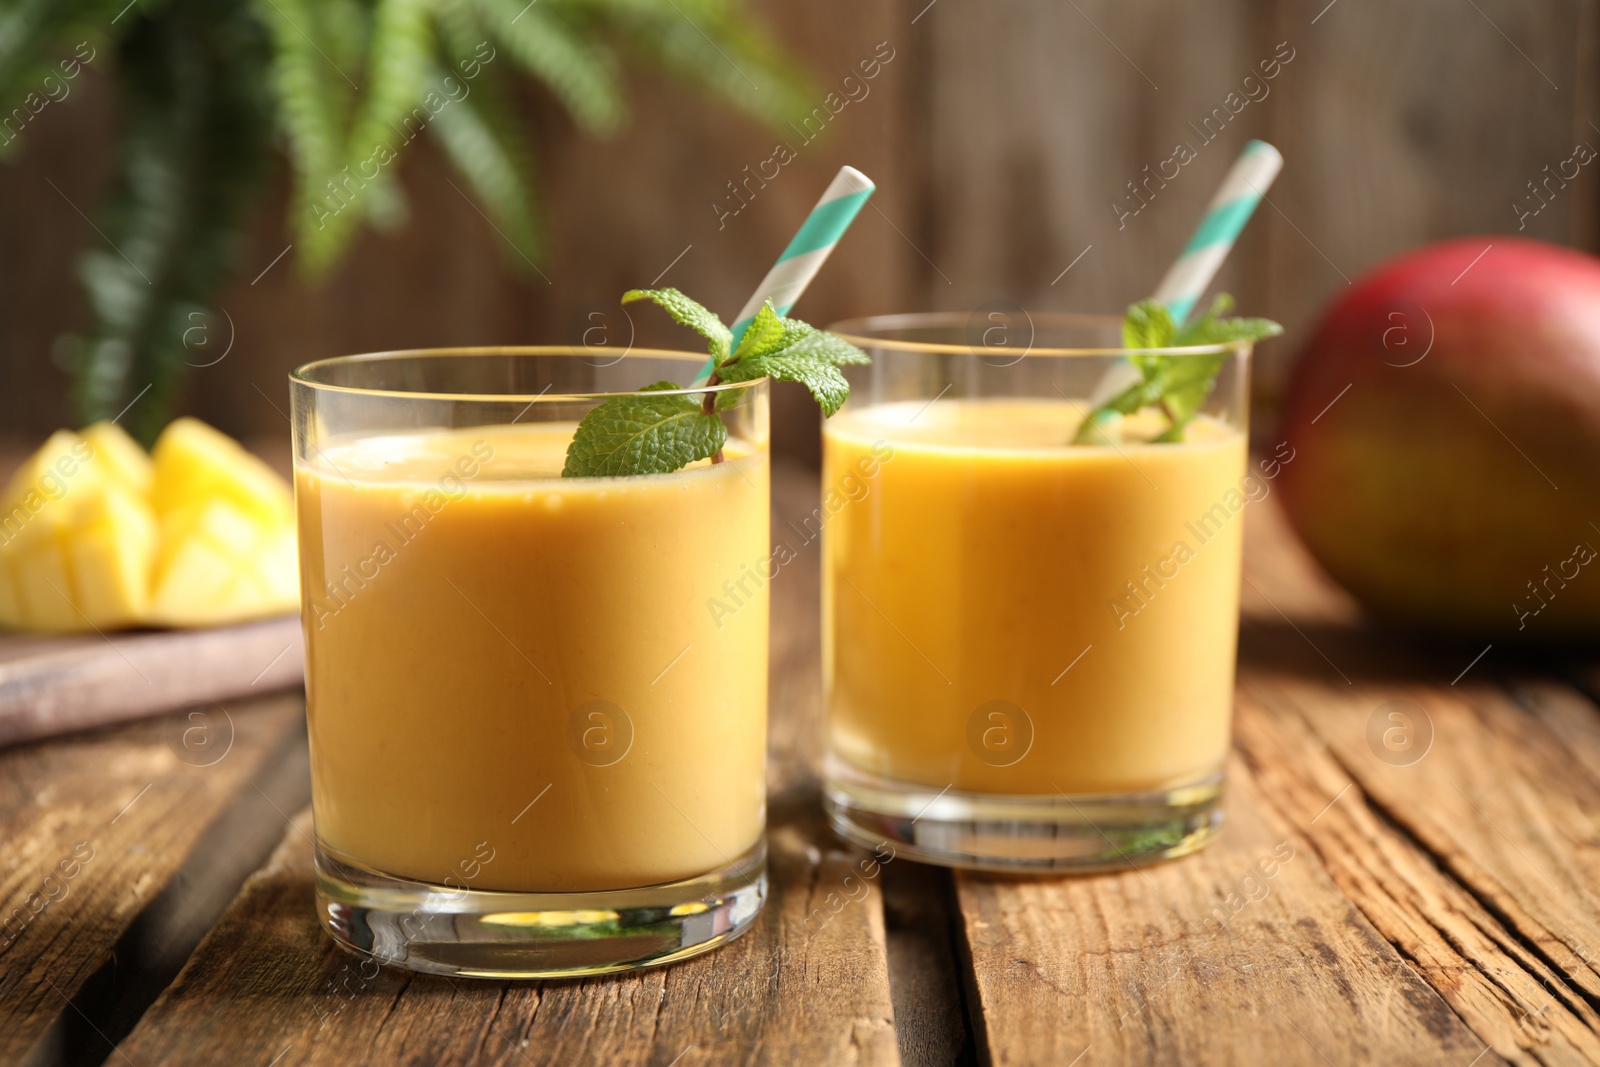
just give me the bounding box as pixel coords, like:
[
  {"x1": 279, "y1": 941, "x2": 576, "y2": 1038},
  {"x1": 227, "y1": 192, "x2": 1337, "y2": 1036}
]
[
  {"x1": 820, "y1": 312, "x2": 1253, "y2": 871},
  {"x1": 289, "y1": 348, "x2": 769, "y2": 976}
]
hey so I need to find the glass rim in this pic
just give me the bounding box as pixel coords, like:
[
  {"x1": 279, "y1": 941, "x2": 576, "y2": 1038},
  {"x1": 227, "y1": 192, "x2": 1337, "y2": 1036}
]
[
  {"x1": 289, "y1": 346, "x2": 766, "y2": 402},
  {"x1": 827, "y1": 311, "x2": 1252, "y2": 357}
]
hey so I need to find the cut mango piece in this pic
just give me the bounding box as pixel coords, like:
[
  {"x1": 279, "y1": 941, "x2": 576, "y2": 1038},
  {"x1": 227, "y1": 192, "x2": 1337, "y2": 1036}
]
[
  {"x1": 0, "y1": 417, "x2": 299, "y2": 633},
  {"x1": 152, "y1": 418, "x2": 292, "y2": 525},
  {"x1": 82, "y1": 421, "x2": 154, "y2": 497},
  {"x1": 67, "y1": 486, "x2": 154, "y2": 627},
  {"x1": 253, "y1": 525, "x2": 301, "y2": 605},
  {"x1": 149, "y1": 499, "x2": 297, "y2": 627},
  {"x1": 10, "y1": 529, "x2": 78, "y2": 633},
  {"x1": 0, "y1": 540, "x2": 23, "y2": 629},
  {"x1": 1, "y1": 429, "x2": 96, "y2": 533}
]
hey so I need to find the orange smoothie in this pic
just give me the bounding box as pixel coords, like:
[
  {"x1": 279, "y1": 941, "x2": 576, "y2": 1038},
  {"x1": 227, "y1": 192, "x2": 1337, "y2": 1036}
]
[
  {"x1": 296, "y1": 423, "x2": 769, "y2": 893},
  {"x1": 823, "y1": 398, "x2": 1247, "y2": 796}
]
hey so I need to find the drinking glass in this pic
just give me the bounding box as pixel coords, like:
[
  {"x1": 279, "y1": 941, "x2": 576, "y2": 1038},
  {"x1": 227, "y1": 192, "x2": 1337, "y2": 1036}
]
[
  {"x1": 290, "y1": 348, "x2": 769, "y2": 976},
  {"x1": 820, "y1": 312, "x2": 1252, "y2": 871}
]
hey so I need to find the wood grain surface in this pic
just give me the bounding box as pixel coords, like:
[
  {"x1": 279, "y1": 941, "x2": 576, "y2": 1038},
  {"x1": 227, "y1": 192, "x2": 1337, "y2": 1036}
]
[
  {"x1": 0, "y1": 692, "x2": 309, "y2": 1066},
  {"x1": 1, "y1": 467, "x2": 1597, "y2": 1066},
  {"x1": 955, "y1": 749, "x2": 1493, "y2": 1067},
  {"x1": 0, "y1": 615, "x2": 304, "y2": 746}
]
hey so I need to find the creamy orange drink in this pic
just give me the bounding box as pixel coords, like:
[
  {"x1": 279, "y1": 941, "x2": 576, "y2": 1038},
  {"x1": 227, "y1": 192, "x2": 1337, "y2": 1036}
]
[
  {"x1": 298, "y1": 423, "x2": 768, "y2": 892},
  {"x1": 290, "y1": 344, "x2": 783, "y2": 977},
  {"x1": 824, "y1": 400, "x2": 1245, "y2": 794},
  {"x1": 819, "y1": 311, "x2": 1268, "y2": 872}
]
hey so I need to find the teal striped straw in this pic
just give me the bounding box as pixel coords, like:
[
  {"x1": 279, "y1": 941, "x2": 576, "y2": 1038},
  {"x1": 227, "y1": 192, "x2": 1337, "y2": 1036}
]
[
  {"x1": 1150, "y1": 139, "x2": 1283, "y2": 322},
  {"x1": 1088, "y1": 140, "x2": 1282, "y2": 405},
  {"x1": 693, "y1": 166, "x2": 876, "y2": 384}
]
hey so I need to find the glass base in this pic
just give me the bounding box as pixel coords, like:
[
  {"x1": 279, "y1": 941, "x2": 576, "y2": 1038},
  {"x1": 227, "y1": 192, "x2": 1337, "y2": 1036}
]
[
  {"x1": 314, "y1": 837, "x2": 767, "y2": 978},
  {"x1": 823, "y1": 756, "x2": 1223, "y2": 873}
]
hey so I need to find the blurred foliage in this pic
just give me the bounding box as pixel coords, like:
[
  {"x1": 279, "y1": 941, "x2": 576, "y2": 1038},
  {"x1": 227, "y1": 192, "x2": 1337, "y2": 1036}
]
[{"x1": 0, "y1": 0, "x2": 812, "y2": 442}]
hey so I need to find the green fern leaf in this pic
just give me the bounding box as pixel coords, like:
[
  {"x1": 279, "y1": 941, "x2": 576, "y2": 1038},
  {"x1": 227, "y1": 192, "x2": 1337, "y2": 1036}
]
[
  {"x1": 251, "y1": 0, "x2": 349, "y2": 273},
  {"x1": 0, "y1": 0, "x2": 127, "y2": 159},
  {"x1": 73, "y1": 0, "x2": 274, "y2": 441},
  {"x1": 427, "y1": 64, "x2": 544, "y2": 269},
  {"x1": 476, "y1": 0, "x2": 625, "y2": 134},
  {"x1": 577, "y1": 0, "x2": 812, "y2": 128},
  {"x1": 333, "y1": 0, "x2": 432, "y2": 239}
]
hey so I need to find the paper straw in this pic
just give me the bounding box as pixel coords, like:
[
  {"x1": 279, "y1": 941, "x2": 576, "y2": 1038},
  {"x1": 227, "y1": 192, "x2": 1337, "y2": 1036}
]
[
  {"x1": 692, "y1": 166, "x2": 876, "y2": 384},
  {"x1": 1150, "y1": 139, "x2": 1282, "y2": 323},
  {"x1": 1088, "y1": 140, "x2": 1282, "y2": 405}
]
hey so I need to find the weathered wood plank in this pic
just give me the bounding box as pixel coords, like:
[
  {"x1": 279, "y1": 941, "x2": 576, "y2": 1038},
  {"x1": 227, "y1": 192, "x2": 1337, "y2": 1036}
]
[
  {"x1": 0, "y1": 692, "x2": 308, "y2": 1065},
  {"x1": 881, "y1": 861, "x2": 969, "y2": 1067},
  {"x1": 1235, "y1": 680, "x2": 1600, "y2": 1067},
  {"x1": 953, "y1": 743, "x2": 1496, "y2": 1066},
  {"x1": 1243, "y1": 669, "x2": 1600, "y2": 1007},
  {"x1": 0, "y1": 615, "x2": 304, "y2": 745},
  {"x1": 115, "y1": 463, "x2": 904, "y2": 1066}
]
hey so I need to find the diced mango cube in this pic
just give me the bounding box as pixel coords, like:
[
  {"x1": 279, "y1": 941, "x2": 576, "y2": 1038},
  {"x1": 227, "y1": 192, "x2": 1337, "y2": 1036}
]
[
  {"x1": 152, "y1": 418, "x2": 292, "y2": 525},
  {"x1": 67, "y1": 486, "x2": 154, "y2": 627},
  {"x1": 1, "y1": 429, "x2": 95, "y2": 532},
  {"x1": 82, "y1": 421, "x2": 154, "y2": 497},
  {"x1": 10, "y1": 528, "x2": 79, "y2": 633},
  {"x1": 149, "y1": 499, "x2": 295, "y2": 627},
  {"x1": 0, "y1": 544, "x2": 18, "y2": 628},
  {"x1": 0, "y1": 417, "x2": 300, "y2": 633}
]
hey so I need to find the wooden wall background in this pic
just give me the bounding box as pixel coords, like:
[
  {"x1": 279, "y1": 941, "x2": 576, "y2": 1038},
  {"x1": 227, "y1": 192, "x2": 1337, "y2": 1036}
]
[{"x1": 1, "y1": 0, "x2": 1596, "y2": 464}]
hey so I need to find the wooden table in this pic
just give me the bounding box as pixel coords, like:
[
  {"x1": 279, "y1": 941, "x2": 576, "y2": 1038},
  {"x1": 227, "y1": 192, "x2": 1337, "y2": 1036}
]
[{"x1": 5, "y1": 461, "x2": 1599, "y2": 1066}]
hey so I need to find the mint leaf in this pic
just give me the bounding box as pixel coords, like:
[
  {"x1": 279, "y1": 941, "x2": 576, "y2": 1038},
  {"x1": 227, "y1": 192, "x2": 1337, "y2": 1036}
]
[
  {"x1": 1178, "y1": 316, "x2": 1283, "y2": 347},
  {"x1": 561, "y1": 381, "x2": 727, "y2": 477},
  {"x1": 1122, "y1": 299, "x2": 1177, "y2": 350},
  {"x1": 731, "y1": 302, "x2": 792, "y2": 361},
  {"x1": 719, "y1": 319, "x2": 868, "y2": 417},
  {"x1": 1172, "y1": 292, "x2": 1283, "y2": 348},
  {"x1": 721, "y1": 346, "x2": 851, "y2": 416},
  {"x1": 1180, "y1": 292, "x2": 1235, "y2": 334},
  {"x1": 564, "y1": 291, "x2": 871, "y2": 477},
  {"x1": 622, "y1": 288, "x2": 733, "y2": 365},
  {"x1": 1073, "y1": 292, "x2": 1281, "y2": 445},
  {"x1": 1149, "y1": 354, "x2": 1227, "y2": 442},
  {"x1": 783, "y1": 327, "x2": 871, "y2": 367}
]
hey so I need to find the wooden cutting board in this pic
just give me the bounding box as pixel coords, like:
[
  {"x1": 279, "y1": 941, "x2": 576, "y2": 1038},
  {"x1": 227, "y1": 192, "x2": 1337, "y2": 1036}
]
[{"x1": 0, "y1": 614, "x2": 304, "y2": 746}]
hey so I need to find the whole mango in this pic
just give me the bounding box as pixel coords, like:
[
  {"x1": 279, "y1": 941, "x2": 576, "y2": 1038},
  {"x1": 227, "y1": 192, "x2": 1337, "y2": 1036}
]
[{"x1": 1277, "y1": 237, "x2": 1600, "y2": 637}]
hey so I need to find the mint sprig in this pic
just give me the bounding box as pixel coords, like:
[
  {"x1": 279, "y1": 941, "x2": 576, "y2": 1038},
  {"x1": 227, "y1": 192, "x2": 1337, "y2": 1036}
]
[
  {"x1": 1072, "y1": 294, "x2": 1282, "y2": 445},
  {"x1": 561, "y1": 288, "x2": 869, "y2": 478},
  {"x1": 716, "y1": 303, "x2": 869, "y2": 417},
  {"x1": 560, "y1": 381, "x2": 727, "y2": 477}
]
